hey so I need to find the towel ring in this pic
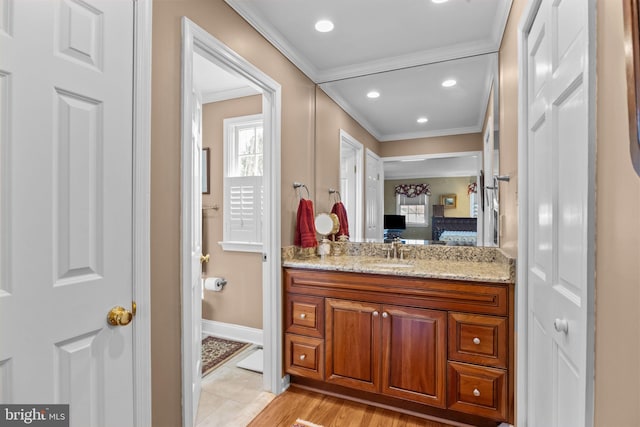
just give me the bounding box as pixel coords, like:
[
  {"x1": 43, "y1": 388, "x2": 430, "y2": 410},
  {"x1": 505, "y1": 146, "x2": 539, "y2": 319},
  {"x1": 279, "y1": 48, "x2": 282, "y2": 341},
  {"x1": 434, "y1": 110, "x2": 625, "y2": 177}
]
[
  {"x1": 329, "y1": 188, "x2": 341, "y2": 203},
  {"x1": 293, "y1": 182, "x2": 310, "y2": 199}
]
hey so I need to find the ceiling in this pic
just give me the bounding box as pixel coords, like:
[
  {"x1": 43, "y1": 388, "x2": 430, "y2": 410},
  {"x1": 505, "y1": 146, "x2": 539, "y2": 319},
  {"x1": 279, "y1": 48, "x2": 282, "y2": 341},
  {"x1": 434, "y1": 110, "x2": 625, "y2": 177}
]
[
  {"x1": 193, "y1": 51, "x2": 260, "y2": 103},
  {"x1": 384, "y1": 154, "x2": 481, "y2": 180},
  {"x1": 225, "y1": 0, "x2": 512, "y2": 142}
]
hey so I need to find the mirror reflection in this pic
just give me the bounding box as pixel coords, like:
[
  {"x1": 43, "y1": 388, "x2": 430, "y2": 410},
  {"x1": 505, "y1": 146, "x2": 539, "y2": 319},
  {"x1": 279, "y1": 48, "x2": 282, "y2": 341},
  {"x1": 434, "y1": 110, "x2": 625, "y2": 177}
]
[{"x1": 316, "y1": 53, "x2": 500, "y2": 246}]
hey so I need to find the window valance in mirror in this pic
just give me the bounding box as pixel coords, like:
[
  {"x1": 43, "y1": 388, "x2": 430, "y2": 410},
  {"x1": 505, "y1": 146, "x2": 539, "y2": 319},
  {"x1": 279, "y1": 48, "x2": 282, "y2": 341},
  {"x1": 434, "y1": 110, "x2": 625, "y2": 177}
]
[{"x1": 394, "y1": 184, "x2": 431, "y2": 197}]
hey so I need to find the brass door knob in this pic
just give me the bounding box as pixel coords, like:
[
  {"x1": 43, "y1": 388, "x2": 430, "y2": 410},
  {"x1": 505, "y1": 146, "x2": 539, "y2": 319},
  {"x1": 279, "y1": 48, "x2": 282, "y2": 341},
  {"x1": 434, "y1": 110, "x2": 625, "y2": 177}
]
[
  {"x1": 200, "y1": 253, "x2": 210, "y2": 263},
  {"x1": 107, "y1": 305, "x2": 135, "y2": 326}
]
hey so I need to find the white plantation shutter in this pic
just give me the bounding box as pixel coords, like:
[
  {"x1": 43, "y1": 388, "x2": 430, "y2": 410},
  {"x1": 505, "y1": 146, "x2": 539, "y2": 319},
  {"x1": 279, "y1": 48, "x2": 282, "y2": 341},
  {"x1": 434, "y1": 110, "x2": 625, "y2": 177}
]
[{"x1": 225, "y1": 176, "x2": 262, "y2": 244}]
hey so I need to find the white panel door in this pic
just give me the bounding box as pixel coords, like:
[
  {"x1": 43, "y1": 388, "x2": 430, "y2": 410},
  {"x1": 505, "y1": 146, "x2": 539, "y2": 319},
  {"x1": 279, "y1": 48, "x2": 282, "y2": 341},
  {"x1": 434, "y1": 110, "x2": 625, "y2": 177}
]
[
  {"x1": 340, "y1": 143, "x2": 357, "y2": 238},
  {"x1": 483, "y1": 122, "x2": 497, "y2": 247},
  {"x1": 526, "y1": 0, "x2": 591, "y2": 426},
  {"x1": 365, "y1": 149, "x2": 383, "y2": 241},
  {"x1": 0, "y1": 0, "x2": 135, "y2": 426}
]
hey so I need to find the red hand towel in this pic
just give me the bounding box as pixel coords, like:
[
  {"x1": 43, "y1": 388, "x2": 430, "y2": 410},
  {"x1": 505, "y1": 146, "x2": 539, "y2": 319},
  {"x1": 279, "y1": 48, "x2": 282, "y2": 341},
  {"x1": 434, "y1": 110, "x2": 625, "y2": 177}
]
[
  {"x1": 330, "y1": 202, "x2": 350, "y2": 240},
  {"x1": 294, "y1": 199, "x2": 317, "y2": 248}
]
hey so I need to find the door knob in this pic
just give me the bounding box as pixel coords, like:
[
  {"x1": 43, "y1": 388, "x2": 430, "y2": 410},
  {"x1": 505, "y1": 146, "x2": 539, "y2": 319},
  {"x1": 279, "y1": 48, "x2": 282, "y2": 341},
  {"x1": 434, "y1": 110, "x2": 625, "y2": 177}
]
[
  {"x1": 107, "y1": 304, "x2": 136, "y2": 326},
  {"x1": 200, "y1": 253, "x2": 210, "y2": 263},
  {"x1": 554, "y1": 318, "x2": 569, "y2": 334}
]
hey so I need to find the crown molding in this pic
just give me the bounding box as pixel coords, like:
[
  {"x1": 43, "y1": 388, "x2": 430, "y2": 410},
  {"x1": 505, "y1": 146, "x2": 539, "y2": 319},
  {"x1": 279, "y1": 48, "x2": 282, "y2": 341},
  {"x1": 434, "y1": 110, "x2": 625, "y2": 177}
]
[
  {"x1": 380, "y1": 125, "x2": 482, "y2": 142},
  {"x1": 315, "y1": 41, "x2": 497, "y2": 83}
]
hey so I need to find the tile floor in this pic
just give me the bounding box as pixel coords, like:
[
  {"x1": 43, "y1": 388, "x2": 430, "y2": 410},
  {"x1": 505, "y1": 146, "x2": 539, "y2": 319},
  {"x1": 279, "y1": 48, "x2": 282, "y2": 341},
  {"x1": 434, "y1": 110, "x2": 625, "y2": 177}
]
[{"x1": 195, "y1": 343, "x2": 275, "y2": 427}]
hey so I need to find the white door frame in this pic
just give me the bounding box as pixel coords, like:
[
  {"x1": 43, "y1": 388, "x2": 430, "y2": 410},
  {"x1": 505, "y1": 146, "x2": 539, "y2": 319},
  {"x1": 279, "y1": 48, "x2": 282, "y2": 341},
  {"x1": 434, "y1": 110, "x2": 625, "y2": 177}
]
[
  {"x1": 516, "y1": 1, "x2": 597, "y2": 425},
  {"x1": 132, "y1": 0, "x2": 153, "y2": 425},
  {"x1": 180, "y1": 17, "x2": 283, "y2": 427},
  {"x1": 339, "y1": 129, "x2": 364, "y2": 240}
]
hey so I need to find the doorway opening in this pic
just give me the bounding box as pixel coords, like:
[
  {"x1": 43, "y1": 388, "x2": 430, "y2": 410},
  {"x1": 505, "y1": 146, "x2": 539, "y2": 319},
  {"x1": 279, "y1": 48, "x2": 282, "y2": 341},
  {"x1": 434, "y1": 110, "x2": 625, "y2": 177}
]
[{"x1": 181, "y1": 17, "x2": 283, "y2": 427}]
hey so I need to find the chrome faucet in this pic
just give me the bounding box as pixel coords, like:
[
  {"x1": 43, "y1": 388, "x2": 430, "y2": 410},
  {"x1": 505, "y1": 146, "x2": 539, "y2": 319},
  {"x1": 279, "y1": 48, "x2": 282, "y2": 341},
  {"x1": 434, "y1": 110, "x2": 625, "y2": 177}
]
[{"x1": 391, "y1": 237, "x2": 402, "y2": 260}]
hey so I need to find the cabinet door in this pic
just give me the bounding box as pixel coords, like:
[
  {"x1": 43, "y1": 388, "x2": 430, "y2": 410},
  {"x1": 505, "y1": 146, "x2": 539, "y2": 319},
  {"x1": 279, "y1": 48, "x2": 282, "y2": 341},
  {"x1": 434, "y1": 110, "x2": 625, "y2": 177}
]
[
  {"x1": 381, "y1": 305, "x2": 447, "y2": 408},
  {"x1": 325, "y1": 298, "x2": 380, "y2": 392}
]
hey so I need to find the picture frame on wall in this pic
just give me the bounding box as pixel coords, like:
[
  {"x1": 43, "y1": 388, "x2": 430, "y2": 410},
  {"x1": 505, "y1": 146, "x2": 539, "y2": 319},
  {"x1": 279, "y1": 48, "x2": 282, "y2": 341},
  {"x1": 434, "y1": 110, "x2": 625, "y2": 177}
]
[
  {"x1": 623, "y1": 0, "x2": 640, "y2": 176},
  {"x1": 440, "y1": 194, "x2": 457, "y2": 209},
  {"x1": 202, "y1": 148, "x2": 210, "y2": 194}
]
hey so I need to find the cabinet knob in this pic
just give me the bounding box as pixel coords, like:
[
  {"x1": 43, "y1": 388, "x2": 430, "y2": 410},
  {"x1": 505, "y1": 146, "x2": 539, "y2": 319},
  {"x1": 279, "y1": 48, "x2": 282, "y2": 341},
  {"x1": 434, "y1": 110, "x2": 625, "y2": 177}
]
[
  {"x1": 473, "y1": 388, "x2": 480, "y2": 397},
  {"x1": 373, "y1": 311, "x2": 379, "y2": 317},
  {"x1": 473, "y1": 337, "x2": 481, "y2": 345},
  {"x1": 382, "y1": 312, "x2": 389, "y2": 318},
  {"x1": 299, "y1": 313, "x2": 307, "y2": 319},
  {"x1": 299, "y1": 354, "x2": 306, "y2": 361}
]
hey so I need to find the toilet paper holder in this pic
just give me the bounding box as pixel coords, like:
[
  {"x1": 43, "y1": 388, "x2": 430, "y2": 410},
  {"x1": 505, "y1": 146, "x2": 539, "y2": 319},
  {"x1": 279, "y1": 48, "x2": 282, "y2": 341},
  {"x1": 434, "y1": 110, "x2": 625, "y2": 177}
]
[{"x1": 204, "y1": 277, "x2": 227, "y2": 292}]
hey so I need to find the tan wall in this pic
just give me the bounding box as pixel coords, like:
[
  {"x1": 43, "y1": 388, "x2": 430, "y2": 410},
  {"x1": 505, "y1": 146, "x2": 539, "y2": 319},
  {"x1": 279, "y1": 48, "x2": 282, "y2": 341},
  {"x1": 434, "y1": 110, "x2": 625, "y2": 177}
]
[
  {"x1": 314, "y1": 87, "x2": 381, "y2": 214},
  {"x1": 497, "y1": 0, "x2": 525, "y2": 257},
  {"x1": 384, "y1": 177, "x2": 474, "y2": 240},
  {"x1": 379, "y1": 133, "x2": 483, "y2": 158},
  {"x1": 201, "y1": 96, "x2": 262, "y2": 328},
  {"x1": 594, "y1": 0, "x2": 640, "y2": 424},
  {"x1": 152, "y1": 0, "x2": 315, "y2": 425}
]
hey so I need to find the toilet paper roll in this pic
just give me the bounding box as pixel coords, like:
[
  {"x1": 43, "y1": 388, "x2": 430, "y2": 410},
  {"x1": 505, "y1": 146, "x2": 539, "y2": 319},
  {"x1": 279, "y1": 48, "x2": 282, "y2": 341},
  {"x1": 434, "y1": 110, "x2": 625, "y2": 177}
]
[{"x1": 204, "y1": 277, "x2": 227, "y2": 292}]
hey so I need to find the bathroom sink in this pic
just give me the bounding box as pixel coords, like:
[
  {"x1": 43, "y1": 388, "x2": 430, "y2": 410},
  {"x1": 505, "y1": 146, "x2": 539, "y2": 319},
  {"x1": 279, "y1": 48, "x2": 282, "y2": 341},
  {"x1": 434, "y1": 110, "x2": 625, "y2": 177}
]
[{"x1": 367, "y1": 262, "x2": 414, "y2": 269}]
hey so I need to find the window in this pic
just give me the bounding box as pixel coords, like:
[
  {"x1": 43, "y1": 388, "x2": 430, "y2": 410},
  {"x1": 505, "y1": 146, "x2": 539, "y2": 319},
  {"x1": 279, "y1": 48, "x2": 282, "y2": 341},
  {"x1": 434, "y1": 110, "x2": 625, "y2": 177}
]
[
  {"x1": 396, "y1": 194, "x2": 429, "y2": 226},
  {"x1": 222, "y1": 114, "x2": 263, "y2": 252}
]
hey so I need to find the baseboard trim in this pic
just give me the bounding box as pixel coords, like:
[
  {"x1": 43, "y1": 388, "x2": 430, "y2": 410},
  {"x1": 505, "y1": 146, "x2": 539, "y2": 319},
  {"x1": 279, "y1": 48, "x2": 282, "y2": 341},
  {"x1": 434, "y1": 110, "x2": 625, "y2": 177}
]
[{"x1": 201, "y1": 319, "x2": 263, "y2": 345}]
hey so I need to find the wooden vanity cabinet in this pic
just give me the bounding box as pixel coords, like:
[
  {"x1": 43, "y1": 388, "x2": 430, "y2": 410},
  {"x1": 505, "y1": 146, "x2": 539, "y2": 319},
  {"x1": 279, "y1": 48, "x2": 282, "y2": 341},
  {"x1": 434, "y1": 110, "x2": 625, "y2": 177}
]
[
  {"x1": 283, "y1": 268, "x2": 514, "y2": 425},
  {"x1": 324, "y1": 299, "x2": 447, "y2": 407},
  {"x1": 325, "y1": 298, "x2": 380, "y2": 392},
  {"x1": 380, "y1": 304, "x2": 447, "y2": 407}
]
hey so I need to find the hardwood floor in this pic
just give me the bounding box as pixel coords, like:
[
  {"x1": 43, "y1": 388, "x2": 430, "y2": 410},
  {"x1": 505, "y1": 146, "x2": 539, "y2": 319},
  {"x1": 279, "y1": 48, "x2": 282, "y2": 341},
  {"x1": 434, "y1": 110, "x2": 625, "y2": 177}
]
[{"x1": 248, "y1": 386, "x2": 464, "y2": 427}]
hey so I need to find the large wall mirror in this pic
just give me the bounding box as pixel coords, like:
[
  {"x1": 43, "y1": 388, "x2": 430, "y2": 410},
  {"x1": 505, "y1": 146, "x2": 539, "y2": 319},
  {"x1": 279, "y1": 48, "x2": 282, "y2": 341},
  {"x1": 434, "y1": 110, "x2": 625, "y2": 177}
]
[{"x1": 315, "y1": 52, "x2": 501, "y2": 247}]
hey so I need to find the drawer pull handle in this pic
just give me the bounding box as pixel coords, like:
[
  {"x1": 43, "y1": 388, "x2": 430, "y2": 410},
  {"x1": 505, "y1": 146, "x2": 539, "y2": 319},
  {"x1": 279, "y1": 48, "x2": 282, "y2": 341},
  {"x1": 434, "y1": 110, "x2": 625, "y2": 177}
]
[
  {"x1": 299, "y1": 313, "x2": 307, "y2": 319},
  {"x1": 473, "y1": 388, "x2": 480, "y2": 397},
  {"x1": 473, "y1": 337, "x2": 481, "y2": 345},
  {"x1": 299, "y1": 354, "x2": 306, "y2": 361},
  {"x1": 373, "y1": 311, "x2": 379, "y2": 317},
  {"x1": 382, "y1": 312, "x2": 389, "y2": 318}
]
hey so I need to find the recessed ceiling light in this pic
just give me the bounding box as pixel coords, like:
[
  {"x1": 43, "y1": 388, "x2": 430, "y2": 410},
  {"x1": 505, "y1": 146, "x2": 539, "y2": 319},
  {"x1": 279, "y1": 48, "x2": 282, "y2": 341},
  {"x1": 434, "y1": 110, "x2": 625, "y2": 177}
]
[
  {"x1": 367, "y1": 91, "x2": 380, "y2": 99},
  {"x1": 442, "y1": 79, "x2": 457, "y2": 87},
  {"x1": 315, "y1": 20, "x2": 334, "y2": 32},
  {"x1": 417, "y1": 117, "x2": 428, "y2": 124},
  {"x1": 432, "y1": 0, "x2": 449, "y2": 3}
]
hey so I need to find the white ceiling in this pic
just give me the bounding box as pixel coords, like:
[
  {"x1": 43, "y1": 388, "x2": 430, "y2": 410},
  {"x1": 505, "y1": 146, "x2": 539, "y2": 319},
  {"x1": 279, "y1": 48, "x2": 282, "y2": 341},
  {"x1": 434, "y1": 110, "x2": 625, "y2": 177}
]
[
  {"x1": 321, "y1": 54, "x2": 495, "y2": 141},
  {"x1": 384, "y1": 154, "x2": 480, "y2": 180},
  {"x1": 193, "y1": 51, "x2": 260, "y2": 103},
  {"x1": 224, "y1": 0, "x2": 512, "y2": 143}
]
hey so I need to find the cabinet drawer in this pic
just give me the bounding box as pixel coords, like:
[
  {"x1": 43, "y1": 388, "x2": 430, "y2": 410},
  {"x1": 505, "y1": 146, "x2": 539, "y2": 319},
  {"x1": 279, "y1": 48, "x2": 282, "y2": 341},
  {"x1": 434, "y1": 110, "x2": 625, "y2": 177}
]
[
  {"x1": 447, "y1": 362, "x2": 507, "y2": 421},
  {"x1": 285, "y1": 334, "x2": 324, "y2": 380},
  {"x1": 448, "y1": 312, "x2": 507, "y2": 368},
  {"x1": 285, "y1": 294, "x2": 324, "y2": 338}
]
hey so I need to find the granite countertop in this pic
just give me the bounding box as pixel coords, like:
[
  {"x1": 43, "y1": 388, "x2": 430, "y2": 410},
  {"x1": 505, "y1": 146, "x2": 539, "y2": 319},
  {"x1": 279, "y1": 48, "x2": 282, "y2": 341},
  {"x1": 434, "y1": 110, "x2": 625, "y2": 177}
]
[{"x1": 282, "y1": 243, "x2": 515, "y2": 284}]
